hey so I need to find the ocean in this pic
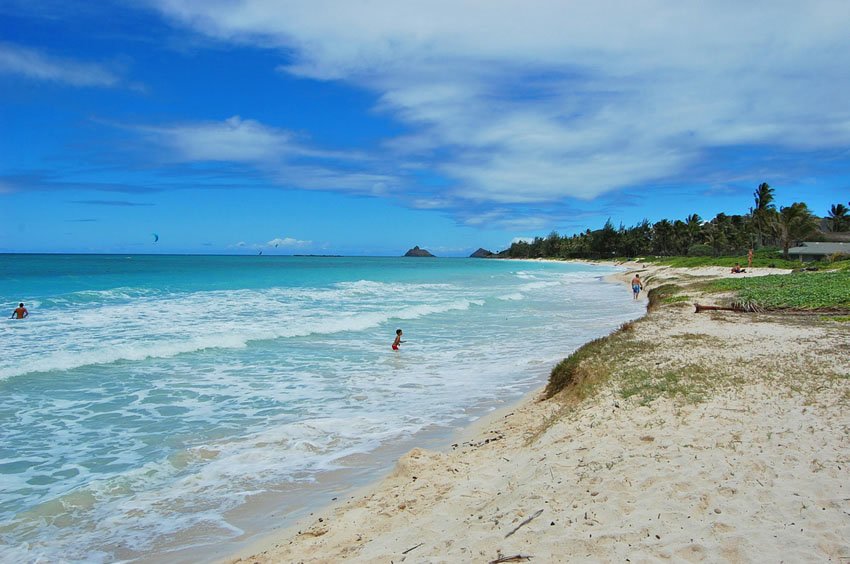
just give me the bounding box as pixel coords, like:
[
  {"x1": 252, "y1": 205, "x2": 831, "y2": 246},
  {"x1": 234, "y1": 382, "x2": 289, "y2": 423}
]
[{"x1": 0, "y1": 254, "x2": 643, "y2": 562}]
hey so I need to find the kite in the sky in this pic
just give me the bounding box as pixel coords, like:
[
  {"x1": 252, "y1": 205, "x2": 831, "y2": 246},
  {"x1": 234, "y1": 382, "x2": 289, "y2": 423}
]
[{"x1": 152, "y1": 233, "x2": 159, "y2": 243}]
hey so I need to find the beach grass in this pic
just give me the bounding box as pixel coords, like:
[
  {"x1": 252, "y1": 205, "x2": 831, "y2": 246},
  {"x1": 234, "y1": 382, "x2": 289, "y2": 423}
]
[
  {"x1": 618, "y1": 364, "x2": 714, "y2": 405},
  {"x1": 543, "y1": 320, "x2": 643, "y2": 400},
  {"x1": 646, "y1": 283, "x2": 684, "y2": 310},
  {"x1": 546, "y1": 265, "x2": 849, "y2": 414}
]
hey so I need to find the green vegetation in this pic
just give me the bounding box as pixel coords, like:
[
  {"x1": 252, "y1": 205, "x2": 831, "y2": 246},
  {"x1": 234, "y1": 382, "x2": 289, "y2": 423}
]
[
  {"x1": 544, "y1": 321, "x2": 637, "y2": 399},
  {"x1": 619, "y1": 365, "x2": 714, "y2": 406},
  {"x1": 828, "y1": 203, "x2": 850, "y2": 232},
  {"x1": 643, "y1": 250, "x2": 802, "y2": 269},
  {"x1": 501, "y1": 183, "x2": 846, "y2": 260},
  {"x1": 706, "y1": 271, "x2": 850, "y2": 310},
  {"x1": 647, "y1": 283, "x2": 683, "y2": 310}
]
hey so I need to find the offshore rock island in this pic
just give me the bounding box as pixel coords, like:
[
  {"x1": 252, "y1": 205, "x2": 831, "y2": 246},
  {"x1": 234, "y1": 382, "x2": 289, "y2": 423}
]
[
  {"x1": 469, "y1": 248, "x2": 496, "y2": 258},
  {"x1": 403, "y1": 246, "x2": 436, "y2": 257}
]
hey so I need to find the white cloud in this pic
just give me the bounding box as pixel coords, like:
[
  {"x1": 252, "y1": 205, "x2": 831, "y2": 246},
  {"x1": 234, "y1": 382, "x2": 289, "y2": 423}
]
[
  {"x1": 228, "y1": 237, "x2": 314, "y2": 250},
  {"x1": 409, "y1": 197, "x2": 453, "y2": 210},
  {"x1": 150, "y1": 0, "x2": 850, "y2": 205},
  {"x1": 266, "y1": 237, "x2": 311, "y2": 248},
  {"x1": 146, "y1": 116, "x2": 291, "y2": 162},
  {"x1": 0, "y1": 42, "x2": 121, "y2": 87},
  {"x1": 136, "y1": 115, "x2": 400, "y2": 194}
]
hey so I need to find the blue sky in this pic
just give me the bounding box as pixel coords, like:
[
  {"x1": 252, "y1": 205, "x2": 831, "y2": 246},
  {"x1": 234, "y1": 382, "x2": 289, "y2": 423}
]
[{"x1": 1, "y1": 1, "x2": 848, "y2": 256}]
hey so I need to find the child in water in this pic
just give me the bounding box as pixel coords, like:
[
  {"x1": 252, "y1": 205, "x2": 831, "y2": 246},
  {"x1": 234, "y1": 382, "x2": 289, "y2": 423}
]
[{"x1": 392, "y1": 329, "x2": 404, "y2": 351}]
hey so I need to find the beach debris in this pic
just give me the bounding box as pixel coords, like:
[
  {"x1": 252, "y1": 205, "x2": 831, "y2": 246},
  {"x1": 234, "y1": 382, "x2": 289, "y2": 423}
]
[
  {"x1": 490, "y1": 554, "x2": 533, "y2": 563},
  {"x1": 461, "y1": 431, "x2": 506, "y2": 449},
  {"x1": 505, "y1": 508, "x2": 544, "y2": 538},
  {"x1": 402, "y1": 542, "x2": 424, "y2": 555},
  {"x1": 694, "y1": 302, "x2": 762, "y2": 313}
]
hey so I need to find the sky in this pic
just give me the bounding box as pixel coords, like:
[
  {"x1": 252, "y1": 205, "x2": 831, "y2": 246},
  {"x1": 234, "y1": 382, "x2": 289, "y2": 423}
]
[{"x1": 1, "y1": 1, "x2": 848, "y2": 256}]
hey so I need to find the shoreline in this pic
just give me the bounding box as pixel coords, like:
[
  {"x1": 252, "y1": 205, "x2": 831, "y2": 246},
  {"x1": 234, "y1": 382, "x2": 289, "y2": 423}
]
[
  {"x1": 213, "y1": 262, "x2": 635, "y2": 562},
  {"x1": 214, "y1": 262, "x2": 635, "y2": 562},
  {"x1": 222, "y1": 384, "x2": 551, "y2": 564},
  {"x1": 226, "y1": 263, "x2": 849, "y2": 563}
]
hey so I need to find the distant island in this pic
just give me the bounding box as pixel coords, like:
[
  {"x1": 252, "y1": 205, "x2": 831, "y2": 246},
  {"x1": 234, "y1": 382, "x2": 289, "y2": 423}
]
[
  {"x1": 469, "y1": 248, "x2": 495, "y2": 258},
  {"x1": 404, "y1": 246, "x2": 435, "y2": 257}
]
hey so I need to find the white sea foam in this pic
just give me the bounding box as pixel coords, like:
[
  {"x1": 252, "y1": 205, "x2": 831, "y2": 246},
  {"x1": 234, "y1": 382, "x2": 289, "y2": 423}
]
[
  {"x1": 0, "y1": 257, "x2": 639, "y2": 562},
  {"x1": 0, "y1": 285, "x2": 477, "y2": 381}
]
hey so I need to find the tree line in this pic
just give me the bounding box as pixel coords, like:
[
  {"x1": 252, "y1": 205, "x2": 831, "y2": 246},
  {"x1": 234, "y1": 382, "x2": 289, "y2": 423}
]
[{"x1": 504, "y1": 184, "x2": 849, "y2": 260}]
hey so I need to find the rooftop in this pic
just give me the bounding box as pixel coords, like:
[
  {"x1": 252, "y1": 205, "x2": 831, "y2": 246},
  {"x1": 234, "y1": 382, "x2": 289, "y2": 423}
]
[{"x1": 786, "y1": 242, "x2": 850, "y2": 256}]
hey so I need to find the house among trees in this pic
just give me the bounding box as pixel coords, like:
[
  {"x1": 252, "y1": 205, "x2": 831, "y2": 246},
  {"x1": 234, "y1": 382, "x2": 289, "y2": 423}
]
[{"x1": 785, "y1": 242, "x2": 850, "y2": 262}]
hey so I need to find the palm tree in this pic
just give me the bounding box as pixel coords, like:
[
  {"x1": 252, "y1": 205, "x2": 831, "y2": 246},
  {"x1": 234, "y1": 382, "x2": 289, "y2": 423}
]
[
  {"x1": 685, "y1": 213, "x2": 702, "y2": 249},
  {"x1": 652, "y1": 219, "x2": 675, "y2": 255},
  {"x1": 775, "y1": 202, "x2": 820, "y2": 259},
  {"x1": 827, "y1": 203, "x2": 850, "y2": 232},
  {"x1": 751, "y1": 182, "x2": 776, "y2": 247}
]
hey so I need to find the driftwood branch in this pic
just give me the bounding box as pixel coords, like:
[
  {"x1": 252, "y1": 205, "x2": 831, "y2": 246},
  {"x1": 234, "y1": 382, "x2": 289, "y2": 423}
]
[
  {"x1": 489, "y1": 555, "x2": 533, "y2": 564},
  {"x1": 402, "y1": 542, "x2": 424, "y2": 555},
  {"x1": 505, "y1": 509, "x2": 544, "y2": 538},
  {"x1": 694, "y1": 303, "x2": 747, "y2": 313}
]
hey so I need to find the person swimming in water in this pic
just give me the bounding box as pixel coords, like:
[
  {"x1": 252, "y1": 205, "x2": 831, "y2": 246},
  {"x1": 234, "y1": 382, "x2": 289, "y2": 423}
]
[
  {"x1": 11, "y1": 303, "x2": 28, "y2": 319},
  {"x1": 392, "y1": 328, "x2": 405, "y2": 350}
]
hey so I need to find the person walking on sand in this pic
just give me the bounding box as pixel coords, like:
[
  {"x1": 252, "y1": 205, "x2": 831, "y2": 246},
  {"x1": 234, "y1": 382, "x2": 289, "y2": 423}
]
[
  {"x1": 392, "y1": 328, "x2": 405, "y2": 351},
  {"x1": 747, "y1": 248, "x2": 754, "y2": 269},
  {"x1": 631, "y1": 275, "x2": 643, "y2": 300},
  {"x1": 11, "y1": 303, "x2": 28, "y2": 319}
]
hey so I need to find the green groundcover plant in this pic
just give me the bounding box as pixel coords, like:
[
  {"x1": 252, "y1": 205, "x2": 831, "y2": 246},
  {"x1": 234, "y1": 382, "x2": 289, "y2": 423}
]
[{"x1": 707, "y1": 271, "x2": 850, "y2": 310}]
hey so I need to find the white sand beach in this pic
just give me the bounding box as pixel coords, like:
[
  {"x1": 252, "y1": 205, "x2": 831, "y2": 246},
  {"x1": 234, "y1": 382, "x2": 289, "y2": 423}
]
[{"x1": 228, "y1": 263, "x2": 850, "y2": 563}]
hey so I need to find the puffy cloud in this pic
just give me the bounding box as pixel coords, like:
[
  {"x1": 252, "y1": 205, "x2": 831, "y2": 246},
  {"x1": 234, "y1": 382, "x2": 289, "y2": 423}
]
[{"x1": 148, "y1": 0, "x2": 850, "y2": 206}]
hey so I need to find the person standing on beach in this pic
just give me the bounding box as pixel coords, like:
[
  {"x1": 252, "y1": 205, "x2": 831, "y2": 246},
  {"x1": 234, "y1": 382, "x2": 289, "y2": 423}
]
[
  {"x1": 392, "y1": 329, "x2": 404, "y2": 351},
  {"x1": 11, "y1": 303, "x2": 28, "y2": 319},
  {"x1": 631, "y1": 275, "x2": 643, "y2": 300},
  {"x1": 747, "y1": 248, "x2": 754, "y2": 269}
]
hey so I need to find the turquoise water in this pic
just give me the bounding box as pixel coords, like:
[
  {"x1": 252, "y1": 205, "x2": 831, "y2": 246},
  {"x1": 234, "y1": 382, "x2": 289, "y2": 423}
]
[{"x1": 0, "y1": 255, "x2": 642, "y2": 562}]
